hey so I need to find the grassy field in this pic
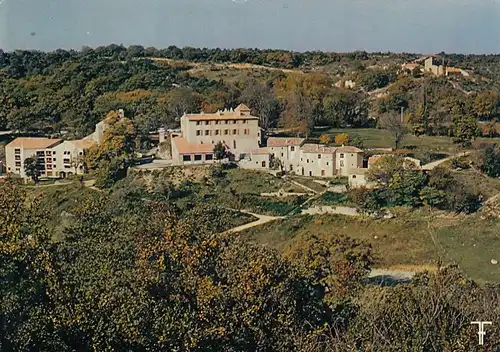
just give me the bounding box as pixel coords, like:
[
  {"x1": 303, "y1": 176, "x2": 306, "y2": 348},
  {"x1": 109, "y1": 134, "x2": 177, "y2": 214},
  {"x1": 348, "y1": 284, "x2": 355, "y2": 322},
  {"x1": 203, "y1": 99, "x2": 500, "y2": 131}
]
[
  {"x1": 311, "y1": 128, "x2": 500, "y2": 156},
  {"x1": 242, "y1": 210, "x2": 500, "y2": 283}
]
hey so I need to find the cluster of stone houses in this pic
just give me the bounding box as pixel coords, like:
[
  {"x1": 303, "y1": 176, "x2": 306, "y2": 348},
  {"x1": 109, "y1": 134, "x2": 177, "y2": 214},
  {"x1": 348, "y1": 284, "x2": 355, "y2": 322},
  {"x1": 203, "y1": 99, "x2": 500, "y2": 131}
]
[
  {"x1": 401, "y1": 56, "x2": 469, "y2": 77},
  {"x1": 167, "y1": 104, "x2": 383, "y2": 188},
  {"x1": 4, "y1": 104, "x2": 411, "y2": 189}
]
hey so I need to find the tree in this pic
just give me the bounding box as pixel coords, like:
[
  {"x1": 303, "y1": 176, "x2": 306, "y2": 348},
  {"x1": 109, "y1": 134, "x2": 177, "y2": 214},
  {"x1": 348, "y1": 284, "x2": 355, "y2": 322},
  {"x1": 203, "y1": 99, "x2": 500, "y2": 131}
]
[
  {"x1": 366, "y1": 155, "x2": 416, "y2": 186},
  {"x1": 452, "y1": 115, "x2": 479, "y2": 149},
  {"x1": 322, "y1": 90, "x2": 369, "y2": 127},
  {"x1": 23, "y1": 155, "x2": 41, "y2": 183},
  {"x1": 166, "y1": 87, "x2": 200, "y2": 119},
  {"x1": 472, "y1": 91, "x2": 499, "y2": 121},
  {"x1": 213, "y1": 141, "x2": 228, "y2": 161},
  {"x1": 350, "y1": 135, "x2": 364, "y2": 149},
  {"x1": 480, "y1": 145, "x2": 500, "y2": 177},
  {"x1": 281, "y1": 90, "x2": 314, "y2": 137},
  {"x1": 284, "y1": 233, "x2": 373, "y2": 302},
  {"x1": 319, "y1": 134, "x2": 331, "y2": 145},
  {"x1": 334, "y1": 133, "x2": 349, "y2": 145},
  {"x1": 380, "y1": 112, "x2": 408, "y2": 149},
  {"x1": 240, "y1": 81, "x2": 280, "y2": 131}
]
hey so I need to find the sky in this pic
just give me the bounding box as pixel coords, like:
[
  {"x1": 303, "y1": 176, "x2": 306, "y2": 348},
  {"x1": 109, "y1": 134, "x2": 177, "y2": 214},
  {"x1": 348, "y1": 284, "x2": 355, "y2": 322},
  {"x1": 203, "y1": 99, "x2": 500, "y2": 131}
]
[{"x1": 1, "y1": 0, "x2": 499, "y2": 54}]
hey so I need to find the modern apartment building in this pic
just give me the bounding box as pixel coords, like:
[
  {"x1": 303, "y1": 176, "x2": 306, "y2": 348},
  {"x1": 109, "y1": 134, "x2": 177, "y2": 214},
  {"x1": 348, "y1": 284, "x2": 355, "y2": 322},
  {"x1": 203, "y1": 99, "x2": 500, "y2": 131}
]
[
  {"x1": 5, "y1": 117, "x2": 109, "y2": 179},
  {"x1": 171, "y1": 104, "x2": 262, "y2": 165}
]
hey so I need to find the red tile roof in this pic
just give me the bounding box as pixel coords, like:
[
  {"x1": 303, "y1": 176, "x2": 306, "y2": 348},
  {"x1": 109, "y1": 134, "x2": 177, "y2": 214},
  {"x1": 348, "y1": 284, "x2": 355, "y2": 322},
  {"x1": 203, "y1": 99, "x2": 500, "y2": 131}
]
[
  {"x1": 70, "y1": 139, "x2": 95, "y2": 150},
  {"x1": 235, "y1": 103, "x2": 251, "y2": 111},
  {"x1": 337, "y1": 146, "x2": 363, "y2": 153},
  {"x1": 267, "y1": 137, "x2": 305, "y2": 147},
  {"x1": 172, "y1": 137, "x2": 215, "y2": 154},
  {"x1": 6, "y1": 138, "x2": 62, "y2": 149},
  {"x1": 251, "y1": 147, "x2": 270, "y2": 155},
  {"x1": 184, "y1": 111, "x2": 259, "y2": 121},
  {"x1": 301, "y1": 143, "x2": 337, "y2": 154}
]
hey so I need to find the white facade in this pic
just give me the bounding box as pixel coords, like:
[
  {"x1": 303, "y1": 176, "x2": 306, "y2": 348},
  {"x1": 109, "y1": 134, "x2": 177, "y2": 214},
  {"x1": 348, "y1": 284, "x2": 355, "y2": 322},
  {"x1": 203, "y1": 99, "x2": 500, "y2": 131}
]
[
  {"x1": 5, "y1": 116, "x2": 109, "y2": 179},
  {"x1": 248, "y1": 138, "x2": 365, "y2": 178},
  {"x1": 171, "y1": 104, "x2": 262, "y2": 165}
]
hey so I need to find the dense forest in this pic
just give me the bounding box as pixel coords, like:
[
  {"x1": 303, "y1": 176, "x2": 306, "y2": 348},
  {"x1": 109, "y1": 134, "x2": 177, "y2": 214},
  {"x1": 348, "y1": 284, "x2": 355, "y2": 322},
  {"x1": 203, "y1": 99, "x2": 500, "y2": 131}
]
[
  {"x1": 2, "y1": 46, "x2": 500, "y2": 350},
  {"x1": 1, "y1": 45, "x2": 500, "y2": 143},
  {"x1": 2, "y1": 176, "x2": 500, "y2": 351}
]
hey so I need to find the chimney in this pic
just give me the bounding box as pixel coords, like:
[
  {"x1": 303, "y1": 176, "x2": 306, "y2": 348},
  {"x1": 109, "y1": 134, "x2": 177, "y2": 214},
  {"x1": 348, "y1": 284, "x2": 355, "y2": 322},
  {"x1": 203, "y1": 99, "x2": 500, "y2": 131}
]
[{"x1": 158, "y1": 127, "x2": 166, "y2": 144}]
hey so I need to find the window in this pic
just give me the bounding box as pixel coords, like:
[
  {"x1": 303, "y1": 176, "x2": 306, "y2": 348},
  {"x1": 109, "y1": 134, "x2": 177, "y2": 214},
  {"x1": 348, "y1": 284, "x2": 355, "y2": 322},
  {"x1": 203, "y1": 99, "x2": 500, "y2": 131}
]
[
  {"x1": 224, "y1": 120, "x2": 228, "y2": 124},
  {"x1": 244, "y1": 129, "x2": 249, "y2": 135},
  {"x1": 196, "y1": 121, "x2": 201, "y2": 125},
  {"x1": 291, "y1": 146, "x2": 295, "y2": 152},
  {"x1": 79, "y1": 152, "x2": 83, "y2": 155},
  {"x1": 340, "y1": 160, "x2": 344, "y2": 167},
  {"x1": 232, "y1": 129, "x2": 237, "y2": 135},
  {"x1": 262, "y1": 161, "x2": 266, "y2": 167},
  {"x1": 205, "y1": 121, "x2": 210, "y2": 125},
  {"x1": 206, "y1": 154, "x2": 213, "y2": 161},
  {"x1": 194, "y1": 154, "x2": 202, "y2": 161},
  {"x1": 243, "y1": 119, "x2": 247, "y2": 124},
  {"x1": 205, "y1": 130, "x2": 210, "y2": 136},
  {"x1": 318, "y1": 154, "x2": 321, "y2": 159},
  {"x1": 231, "y1": 120, "x2": 236, "y2": 124},
  {"x1": 215, "y1": 121, "x2": 220, "y2": 125},
  {"x1": 196, "y1": 130, "x2": 201, "y2": 136},
  {"x1": 182, "y1": 155, "x2": 192, "y2": 162},
  {"x1": 326, "y1": 162, "x2": 329, "y2": 166},
  {"x1": 15, "y1": 161, "x2": 21, "y2": 167},
  {"x1": 46, "y1": 151, "x2": 52, "y2": 156},
  {"x1": 233, "y1": 140, "x2": 237, "y2": 149},
  {"x1": 63, "y1": 159, "x2": 70, "y2": 164},
  {"x1": 224, "y1": 130, "x2": 229, "y2": 135},
  {"x1": 307, "y1": 159, "x2": 309, "y2": 163},
  {"x1": 281, "y1": 153, "x2": 284, "y2": 157},
  {"x1": 15, "y1": 155, "x2": 20, "y2": 161},
  {"x1": 46, "y1": 164, "x2": 52, "y2": 170},
  {"x1": 15, "y1": 168, "x2": 20, "y2": 173},
  {"x1": 14, "y1": 149, "x2": 20, "y2": 155},
  {"x1": 53, "y1": 158, "x2": 56, "y2": 162},
  {"x1": 8, "y1": 167, "x2": 11, "y2": 171},
  {"x1": 352, "y1": 175, "x2": 357, "y2": 179},
  {"x1": 64, "y1": 165, "x2": 71, "y2": 169},
  {"x1": 215, "y1": 130, "x2": 220, "y2": 135},
  {"x1": 52, "y1": 151, "x2": 56, "y2": 155},
  {"x1": 351, "y1": 154, "x2": 354, "y2": 157},
  {"x1": 309, "y1": 171, "x2": 312, "y2": 176},
  {"x1": 340, "y1": 153, "x2": 344, "y2": 158},
  {"x1": 46, "y1": 158, "x2": 52, "y2": 163},
  {"x1": 321, "y1": 170, "x2": 326, "y2": 176}
]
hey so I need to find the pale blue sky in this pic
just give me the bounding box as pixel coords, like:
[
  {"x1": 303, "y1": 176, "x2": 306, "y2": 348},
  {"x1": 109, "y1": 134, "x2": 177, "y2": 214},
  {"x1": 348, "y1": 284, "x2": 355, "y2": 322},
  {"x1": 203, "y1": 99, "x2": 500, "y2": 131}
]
[{"x1": 1, "y1": 0, "x2": 499, "y2": 54}]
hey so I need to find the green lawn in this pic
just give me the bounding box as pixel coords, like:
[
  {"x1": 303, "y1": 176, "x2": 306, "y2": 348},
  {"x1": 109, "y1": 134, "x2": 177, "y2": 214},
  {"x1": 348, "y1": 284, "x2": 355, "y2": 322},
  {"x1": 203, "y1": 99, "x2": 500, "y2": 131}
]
[
  {"x1": 241, "y1": 211, "x2": 500, "y2": 283},
  {"x1": 312, "y1": 128, "x2": 500, "y2": 155},
  {"x1": 289, "y1": 176, "x2": 327, "y2": 193}
]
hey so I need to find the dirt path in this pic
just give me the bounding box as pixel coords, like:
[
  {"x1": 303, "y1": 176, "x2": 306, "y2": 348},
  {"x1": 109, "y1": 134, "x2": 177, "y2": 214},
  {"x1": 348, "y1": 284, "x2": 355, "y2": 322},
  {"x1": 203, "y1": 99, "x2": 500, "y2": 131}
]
[
  {"x1": 421, "y1": 151, "x2": 471, "y2": 171},
  {"x1": 222, "y1": 210, "x2": 285, "y2": 235}
]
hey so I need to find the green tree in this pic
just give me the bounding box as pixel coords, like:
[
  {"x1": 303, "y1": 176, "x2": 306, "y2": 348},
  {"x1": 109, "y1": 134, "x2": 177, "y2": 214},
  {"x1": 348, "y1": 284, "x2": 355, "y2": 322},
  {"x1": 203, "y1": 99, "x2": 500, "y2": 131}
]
[
  {"x1": 23, "y1": 155, "x2": 41, "y2": 183},
  {"x1": 213, "y1": 141, "x2": 228, "y2": 161},
  {"x1": 452, "y1": 115, "x2": 479, "y2": 149},
  {"x1": 480, "y1": 145, "x2": 500, "y2": 177},
  {"x1": 350, "y1": 135, "x2": 364, "y2": 149}
]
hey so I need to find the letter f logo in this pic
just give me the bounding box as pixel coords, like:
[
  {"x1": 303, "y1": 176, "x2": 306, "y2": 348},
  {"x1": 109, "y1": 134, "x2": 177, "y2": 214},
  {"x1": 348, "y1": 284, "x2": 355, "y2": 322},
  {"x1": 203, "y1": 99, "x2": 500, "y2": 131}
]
[{"x1": 471, "y1": 321, "x2": 492, "y2": 346}]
